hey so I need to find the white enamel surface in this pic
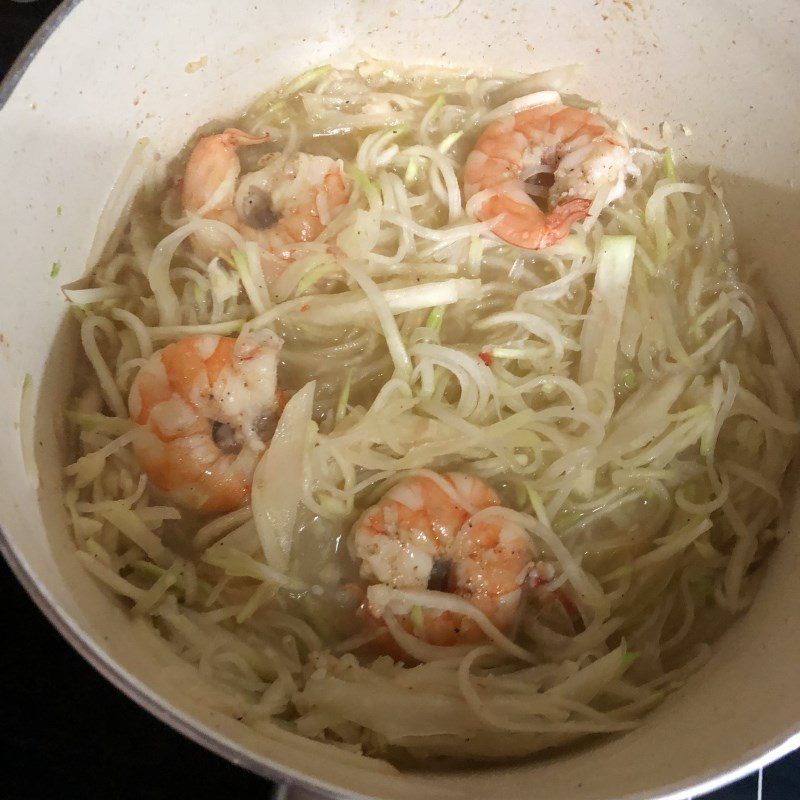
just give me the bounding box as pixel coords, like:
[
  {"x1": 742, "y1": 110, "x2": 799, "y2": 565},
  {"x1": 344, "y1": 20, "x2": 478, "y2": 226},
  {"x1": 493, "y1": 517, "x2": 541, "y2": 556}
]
[{"x1": 1, "y1": 1, "x2": 799, "y2": 798}]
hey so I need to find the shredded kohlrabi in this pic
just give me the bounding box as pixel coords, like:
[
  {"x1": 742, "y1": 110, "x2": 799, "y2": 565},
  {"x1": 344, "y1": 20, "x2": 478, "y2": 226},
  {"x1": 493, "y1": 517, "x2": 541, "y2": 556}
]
[
  {"x1": 251, "y1": 381, "x2": 316, "y2": 572},
  {"x1": 61, "y1": 59, "x2": 800, "y2": 765},
  {"x1": 578, "y1": 235, "x2": 636, "y2": 390}
]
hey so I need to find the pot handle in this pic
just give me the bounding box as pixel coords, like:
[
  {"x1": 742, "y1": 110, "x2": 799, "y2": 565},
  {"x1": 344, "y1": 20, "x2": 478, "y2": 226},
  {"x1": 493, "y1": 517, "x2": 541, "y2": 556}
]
[{"x1": 274, "y1": 782, "x2": 333, "y2": 800}]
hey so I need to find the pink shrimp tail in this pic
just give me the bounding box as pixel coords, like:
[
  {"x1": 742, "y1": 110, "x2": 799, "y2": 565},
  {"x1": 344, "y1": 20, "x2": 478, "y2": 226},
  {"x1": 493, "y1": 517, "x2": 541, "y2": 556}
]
[
  {"x1": 219, "y1": 128, "x2": 271, "y2": 147},
  {"x1": 541, "y1": 197, "x2": 592, "y2": 247},
  {"x1": 481, "y1": 194, "x2": 591, "y2": 250}
]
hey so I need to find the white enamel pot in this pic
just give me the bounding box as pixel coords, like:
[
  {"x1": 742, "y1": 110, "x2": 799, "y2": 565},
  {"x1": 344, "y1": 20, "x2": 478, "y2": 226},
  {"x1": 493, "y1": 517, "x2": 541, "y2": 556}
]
[{"x1": 1, "y1": 1, "x2": 800, "y2": 798}]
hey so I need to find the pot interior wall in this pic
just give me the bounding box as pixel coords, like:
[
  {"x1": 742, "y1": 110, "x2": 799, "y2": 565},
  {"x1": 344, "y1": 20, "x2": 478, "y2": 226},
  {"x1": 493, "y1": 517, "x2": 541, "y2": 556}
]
[{"x1": 1, "y1": 1, "x2": 799, "y2": 799}]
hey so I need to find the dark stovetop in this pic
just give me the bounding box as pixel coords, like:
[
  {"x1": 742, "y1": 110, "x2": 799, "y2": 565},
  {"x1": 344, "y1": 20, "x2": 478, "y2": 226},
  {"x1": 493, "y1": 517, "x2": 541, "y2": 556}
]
[{"x1": 1, "y1": 3, "x2": 798, "y2": 799}]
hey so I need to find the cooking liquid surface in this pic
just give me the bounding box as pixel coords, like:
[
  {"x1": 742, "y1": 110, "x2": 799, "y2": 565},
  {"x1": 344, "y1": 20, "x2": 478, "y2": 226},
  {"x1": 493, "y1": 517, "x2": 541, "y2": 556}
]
[{"x1": 60, "y1": 60, "x2": 800, "y2": 763}]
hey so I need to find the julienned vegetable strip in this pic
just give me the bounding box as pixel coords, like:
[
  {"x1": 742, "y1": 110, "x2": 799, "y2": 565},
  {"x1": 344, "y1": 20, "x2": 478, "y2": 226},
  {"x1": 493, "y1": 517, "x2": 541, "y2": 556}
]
[
  {"x1": 251, "y1": 381, "x2": 316, "y2": 573},
  {"x1": 578, "y1": 235, "x2": 636, "y2": 390}
]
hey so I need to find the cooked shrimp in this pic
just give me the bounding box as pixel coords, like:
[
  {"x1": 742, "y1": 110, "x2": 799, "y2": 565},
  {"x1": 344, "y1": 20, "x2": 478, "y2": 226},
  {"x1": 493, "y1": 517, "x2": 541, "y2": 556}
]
[
  {"x1": 353, "y1": 472, "x2": 535, "y2": 648},
  {"x1": 445, "y1": 509, "x2": 535, "y2": 640},
  {"x1": 128, "y1": 332, "x2": 282, "y2": 514},
  {"x1": 181, "y1": 127, "x2": 351, "y2": 263},
  {"x1": 464, "y1": 103, "x2": 635, "y2": 249}
]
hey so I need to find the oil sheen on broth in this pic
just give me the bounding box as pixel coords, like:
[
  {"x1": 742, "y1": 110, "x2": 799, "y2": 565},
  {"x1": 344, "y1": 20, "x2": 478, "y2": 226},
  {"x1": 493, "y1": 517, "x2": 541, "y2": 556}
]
[{"x1": 62, "y1": 61, "x2": 800, "y2": 762}]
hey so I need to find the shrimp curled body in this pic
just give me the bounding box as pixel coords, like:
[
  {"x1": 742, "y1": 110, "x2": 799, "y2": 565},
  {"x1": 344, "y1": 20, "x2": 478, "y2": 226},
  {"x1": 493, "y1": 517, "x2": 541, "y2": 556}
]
[
  {"x1": 181, "y1": 128, "x2": 351, "y2": 264},
  {"x1": 128, "y1": 333, "x2": 282, "y2": 514},
  {"x1": 464, "y1": 103, "x2": 635, "y2": 250},
  {"x1": 353, "y1": 472, "x2": 535, "y2": 648}
]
